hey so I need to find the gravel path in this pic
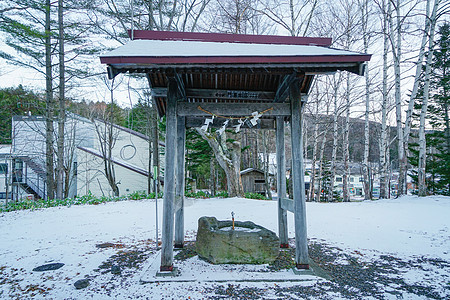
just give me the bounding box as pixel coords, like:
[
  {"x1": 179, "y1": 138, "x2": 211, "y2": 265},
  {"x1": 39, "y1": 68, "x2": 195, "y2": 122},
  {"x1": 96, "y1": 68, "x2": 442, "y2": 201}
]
[{"x1": 202, "y1": 239, "x2": 450, "y2": 299}]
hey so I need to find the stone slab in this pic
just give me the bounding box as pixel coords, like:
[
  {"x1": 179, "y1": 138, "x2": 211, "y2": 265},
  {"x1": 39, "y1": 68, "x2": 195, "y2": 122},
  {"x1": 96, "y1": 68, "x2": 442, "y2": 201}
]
[{"x1": 140, "y1": 251, "x2": 323, "y2": 283}]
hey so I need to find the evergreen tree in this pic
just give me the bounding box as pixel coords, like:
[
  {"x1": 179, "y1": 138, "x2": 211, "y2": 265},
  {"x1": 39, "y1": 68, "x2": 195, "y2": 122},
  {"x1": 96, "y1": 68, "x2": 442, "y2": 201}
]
[
  {"x1": 0, "y1": 86, "x2": 45, "y2": 144},
  {"x1": 409, "y1": 22, "x2": 450, "y2": 195},
  {"x1": 428, "y1": 23, "x2": 450, "y2": 194}
]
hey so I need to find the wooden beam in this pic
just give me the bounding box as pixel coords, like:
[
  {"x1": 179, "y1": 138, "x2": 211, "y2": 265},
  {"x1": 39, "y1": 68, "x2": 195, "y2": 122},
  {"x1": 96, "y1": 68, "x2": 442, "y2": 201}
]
[
  {"x1": 110, "y1": 62, "x2": 365, "y2": 77},
  {"x1": 174, "y1": 116, "x2": 186, "y2": 249},
  {"x1": 276, "y1": 117, "x2": 289, "y2": 248},
  {"x1": 280, "y1": 198, "x2": 294, "y2": 213},
  {"x1": 290, "y1": 79, "x2": 309, "y2": 269},
  {"x1": 177, "y1": 102, "x2": 290, "y2": 117},
  {"x1": 273, "y1": 74, "x2": 296, "y2": 103},
  {"x1": 185, "y1": 118, "x2": 275, "y2": 129},
  {"x1": 160, "y1": 78, "x2": 178, "y2": 272},
  {"x1": 152, "y1": 87, "x2": 276, "y2": 101},
  {"x1": 175, "y1": 73, "x2": 186, "y2": 99}
]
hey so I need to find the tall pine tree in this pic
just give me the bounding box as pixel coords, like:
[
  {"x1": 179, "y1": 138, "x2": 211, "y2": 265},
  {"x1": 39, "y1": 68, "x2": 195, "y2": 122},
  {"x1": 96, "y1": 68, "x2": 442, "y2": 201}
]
[{"x1": 409, "y1": 22, "x2": 450, "y2": 195}]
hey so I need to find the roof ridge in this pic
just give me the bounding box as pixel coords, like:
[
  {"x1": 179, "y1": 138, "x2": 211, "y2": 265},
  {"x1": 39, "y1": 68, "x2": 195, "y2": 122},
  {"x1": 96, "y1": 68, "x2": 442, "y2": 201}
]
[{"x1": 127, "y1": 30, "x2": 332, "y2": 47}]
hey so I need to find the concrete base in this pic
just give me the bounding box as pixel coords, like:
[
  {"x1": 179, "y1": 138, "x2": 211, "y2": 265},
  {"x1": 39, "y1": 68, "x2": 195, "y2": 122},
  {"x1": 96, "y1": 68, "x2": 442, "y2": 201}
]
[
  {"x1": 292, "y1": 259, "x2": 331, "y2": 280},
  {"x1": 156, "y1": 267, "x2": 180, "y2": 277},
  {"x1": 292, "y1": 267, "x2": 314, "y2": 275},
  {"x1": 174, "y1": 243, "x2": 184, "y2": 250},
  {"x1": 141, "y1": 250, "x2": 325, "y2": 284}
]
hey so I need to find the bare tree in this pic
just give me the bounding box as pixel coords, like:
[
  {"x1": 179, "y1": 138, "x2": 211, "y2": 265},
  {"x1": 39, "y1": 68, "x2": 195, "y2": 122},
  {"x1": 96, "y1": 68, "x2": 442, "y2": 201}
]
[
  {"x1": 92, "y1": 80, "x2": 121, "y2": 197},
  {"x1": 358, "y1": 0, "x2": 375, "y2": 200},
  {"x1": 328, "y1": 74, "x2": 343, "y2": 201},
  {"x1": 195, "y1": 128, "x2": 243, "y2": 197},
  {"x1": 418, "y1": 0, "x2": 440, "y2": 196},
  {"x1": 44, "y1": 0, "x2": 55, "y2": 200},
  {"x1": 378, "y1": 0, "x2": 390, "y2": 199},
  {"x1": 256, "y1": 0, "x2": 319, "y2": 36}
]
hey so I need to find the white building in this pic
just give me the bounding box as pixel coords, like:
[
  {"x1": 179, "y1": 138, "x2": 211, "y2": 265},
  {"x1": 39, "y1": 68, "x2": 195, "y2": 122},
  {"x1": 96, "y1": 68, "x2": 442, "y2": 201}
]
[{"x1": 6, "y1": 114, "x2": 163, "y2": 200}]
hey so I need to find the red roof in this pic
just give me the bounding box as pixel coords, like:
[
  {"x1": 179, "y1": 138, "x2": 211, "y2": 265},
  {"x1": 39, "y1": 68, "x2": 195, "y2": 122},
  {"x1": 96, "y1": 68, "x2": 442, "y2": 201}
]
[{"x1": 128, "y1": 30, "x2": 333, "y2": 47}]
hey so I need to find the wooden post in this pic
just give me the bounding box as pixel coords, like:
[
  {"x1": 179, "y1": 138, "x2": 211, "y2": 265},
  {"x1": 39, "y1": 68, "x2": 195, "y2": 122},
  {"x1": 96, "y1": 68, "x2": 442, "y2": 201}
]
[
  {"x1": 160, "y1": 78, "x2": 178, "y2": 272},
  {"x1": 276, "y1": 116, "x2": 288, "y2": 248},
  {"x1": 290, "y1": 80, "x2": 309, "y2": 269},
  {"x1": 174, "y1": 116, "x2": 186, "y2": 249}
]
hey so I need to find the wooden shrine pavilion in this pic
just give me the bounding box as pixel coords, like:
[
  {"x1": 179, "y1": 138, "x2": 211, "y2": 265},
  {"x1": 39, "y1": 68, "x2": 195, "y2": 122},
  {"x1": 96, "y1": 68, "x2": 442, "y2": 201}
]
[{"x1": 100, "y1": 30, "x2": 371, "y2": 273}]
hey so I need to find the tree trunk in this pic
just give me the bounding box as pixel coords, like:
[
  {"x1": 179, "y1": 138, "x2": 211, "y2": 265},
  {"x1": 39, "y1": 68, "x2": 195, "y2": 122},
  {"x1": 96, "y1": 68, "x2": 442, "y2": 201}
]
[
  {"x1": 56, "y1": 0, "x2": 65, "y2": 200},
  {"x1": 380, "y1": 0, "x2": 389, "y2": 199},
  {"x1": 342, "y1": 74, "x2": 351, "y2": 202},
  {"x1": 195, "y1": 128, "x2": 243, "y2": 197},
  {"x1": 418, "y1": 0, "x2": 439, "y2": 197},
  {"x1": 388, "y1": 0, "x2": 406, "y2": 196},
  {"x1": 403, "y1": 0, "x2": 435, "y2": 146},
  {"x1": 315, "y1": 131, "x2": 327, "y2": 202},
  {"x1": 45, "y1": 0, "x2": 54, "y2": 200},
  {"x1": 262, "y1": 130, "x2": 272, "y2": 199},
  {"x1": 328, "y1": 77, "x2": 339, "y2": 202},
  {"x1": 210, "y1": 157, "x2": 216, "y2": 196},
  {"x1": 309, "y1": 116, "x2": 318, "y2": 201},
  {"x1": 361, "y1": 0, "x2": 371, "y2": 200}
]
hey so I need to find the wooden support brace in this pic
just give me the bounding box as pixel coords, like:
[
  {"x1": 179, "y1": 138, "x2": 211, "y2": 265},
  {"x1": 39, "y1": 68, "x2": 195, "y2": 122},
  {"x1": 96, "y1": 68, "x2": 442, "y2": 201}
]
[{"x1": 280, "y1": 198, "x2": 294, "y2": 213}]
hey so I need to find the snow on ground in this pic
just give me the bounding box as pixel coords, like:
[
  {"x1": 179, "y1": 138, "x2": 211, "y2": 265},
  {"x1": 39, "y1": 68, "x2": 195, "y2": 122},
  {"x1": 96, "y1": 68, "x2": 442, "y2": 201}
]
[{"x1": 0, "y1": 195, "x2": 449, "y2": 299}]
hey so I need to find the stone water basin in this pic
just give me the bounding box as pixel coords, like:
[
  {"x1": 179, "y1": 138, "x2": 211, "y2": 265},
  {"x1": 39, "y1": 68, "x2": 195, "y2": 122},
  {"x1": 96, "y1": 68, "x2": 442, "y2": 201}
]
[{"x1": 195, "y1": 216, "x2": 279, "y2": 264}]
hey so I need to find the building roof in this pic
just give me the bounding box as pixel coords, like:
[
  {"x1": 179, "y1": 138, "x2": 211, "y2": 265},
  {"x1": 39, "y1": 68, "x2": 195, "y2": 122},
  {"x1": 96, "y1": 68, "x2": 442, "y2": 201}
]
[
  {"x1": 100, "y1": 30, "x2": 371, "y2": 119},
  {"x1": 101, "y1": 30, "x2": 370, "y2": 65},
  {"x1": 101, "y1": 40, "x2": 369, "y2": 65},
  {"x1": 0, "y1": 144, "x2": 12, "y2": 157},
  {"x1": 240, "y1": 167, "x2": 273, "y2": 176},
  {"x1": 78, "y1": 146, "x2": 151, "y2": 177}
]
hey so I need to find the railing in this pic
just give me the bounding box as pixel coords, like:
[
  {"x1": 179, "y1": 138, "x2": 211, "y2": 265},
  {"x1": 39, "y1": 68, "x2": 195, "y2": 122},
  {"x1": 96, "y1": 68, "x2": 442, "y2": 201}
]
[
  {"x1": 24, "y1": 170, "x2": 46, "y2": 199},
  {"x1": 13, "y1": 157, "x2": 47, "y2": 200}
]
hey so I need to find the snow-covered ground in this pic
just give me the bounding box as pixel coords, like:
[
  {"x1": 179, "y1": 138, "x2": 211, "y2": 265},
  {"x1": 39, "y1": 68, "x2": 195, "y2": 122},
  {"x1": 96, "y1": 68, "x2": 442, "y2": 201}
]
[{"x1": 0, "y1": 195, "x2": 449, "y2": 299}]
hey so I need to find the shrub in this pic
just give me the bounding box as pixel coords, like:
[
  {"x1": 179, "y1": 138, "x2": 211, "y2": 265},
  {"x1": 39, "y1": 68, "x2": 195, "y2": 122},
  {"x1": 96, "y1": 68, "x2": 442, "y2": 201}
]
[
  {"x1": 129, "y1": 190, "x2": 148, "y2": 200},
  {"x1": 185, "y1": 190, "x2": 210, "y2": 198},
  {"x1": 215, "y1": 191, "x2": 228, "y2": 198},
  {"x1": 244, "y1": 192, "x2": 268, "y2": 200},
  {"x1": 0, "y1": 190, "x2": 163, "y2": 213}
]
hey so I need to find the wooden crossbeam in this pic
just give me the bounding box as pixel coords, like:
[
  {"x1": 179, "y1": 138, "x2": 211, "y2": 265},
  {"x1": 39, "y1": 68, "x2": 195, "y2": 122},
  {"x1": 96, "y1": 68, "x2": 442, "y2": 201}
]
[
  {"x1": 151, "y1": 87, "x2": 275, "y2": 101},
  {"x1": 175, "y1": 73, "x2": 186, "y2": 100},
  {"x1": 177, "y1": 102, "x2": 290, "y2": 117},
  {"x1": 185, "y1": 117, "x2": 275, "y2": 129},
  {"x1": 273, "y1": 74, "x2": 297, "y2": 103}
]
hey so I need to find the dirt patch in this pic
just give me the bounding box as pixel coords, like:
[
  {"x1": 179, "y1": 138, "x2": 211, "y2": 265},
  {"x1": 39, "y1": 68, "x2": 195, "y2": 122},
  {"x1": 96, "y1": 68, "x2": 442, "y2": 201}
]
[
  {"x1": 96, "y1": 242, "x2": 125, "y2": 249},
  {"x1": 95, "y1": 249, "x2": 152, "y2": 275}
]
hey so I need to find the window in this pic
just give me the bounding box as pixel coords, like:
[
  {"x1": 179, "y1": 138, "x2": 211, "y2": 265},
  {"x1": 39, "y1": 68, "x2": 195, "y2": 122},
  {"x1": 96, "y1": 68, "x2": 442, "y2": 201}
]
[
  {"x1": 350, "y1": 177, "x2": 354, "y2": 182},
  {"x1": 336, "y1": 177, "x2": 342, "y2": 182},
  {"x1": 0, "y1": 163, "x2": 7, "y2": 175},
  {"x1": 359, "y1": 177, "x2": 364, "y2": 182}
]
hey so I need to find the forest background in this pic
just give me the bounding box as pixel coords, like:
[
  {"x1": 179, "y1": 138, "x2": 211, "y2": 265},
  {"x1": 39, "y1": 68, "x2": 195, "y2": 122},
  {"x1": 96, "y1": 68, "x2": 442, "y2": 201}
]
[{"x1": 0, "y1": 0, "x2": 448, "y2": 201}]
